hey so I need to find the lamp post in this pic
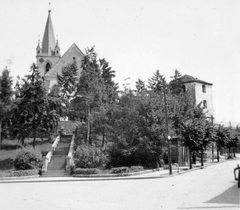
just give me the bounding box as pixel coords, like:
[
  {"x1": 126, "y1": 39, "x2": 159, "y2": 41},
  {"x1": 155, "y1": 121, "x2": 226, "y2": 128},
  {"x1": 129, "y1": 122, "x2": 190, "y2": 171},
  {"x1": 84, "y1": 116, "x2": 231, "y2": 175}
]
[{"x1": 167, "y1": 135, "x2": 172, "y2": 175}]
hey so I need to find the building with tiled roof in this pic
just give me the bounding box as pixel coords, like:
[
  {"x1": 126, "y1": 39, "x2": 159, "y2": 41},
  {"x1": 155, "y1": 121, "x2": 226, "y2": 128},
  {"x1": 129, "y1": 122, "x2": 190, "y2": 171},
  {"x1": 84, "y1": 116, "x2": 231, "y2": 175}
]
[
  {"x1": 172, "y1": 74, "x2": 214, "y2": 119},
  {"x1": 36, "y1": 10, "x2": 84, "y2": 89}
]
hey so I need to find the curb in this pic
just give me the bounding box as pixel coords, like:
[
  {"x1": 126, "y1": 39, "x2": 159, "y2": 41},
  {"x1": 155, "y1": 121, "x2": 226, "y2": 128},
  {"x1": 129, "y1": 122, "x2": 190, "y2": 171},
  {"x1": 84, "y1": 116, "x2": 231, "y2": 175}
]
[
  {"x1": 0, "y1": 157, "x2": 239, "y2": 184},
  {"x1": 0, "y1": 175, "x2": 40, "y2": 181},
  {"x1": 72, "y1": 169, "x2": 161, "y2": 178}
]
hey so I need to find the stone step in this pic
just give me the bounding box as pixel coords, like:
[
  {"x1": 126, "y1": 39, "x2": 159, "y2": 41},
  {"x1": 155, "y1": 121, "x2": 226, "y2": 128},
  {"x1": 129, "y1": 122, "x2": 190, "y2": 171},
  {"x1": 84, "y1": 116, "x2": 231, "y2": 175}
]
[{"x1": 44, "y1": 135, "x2": 72, "y2": 176}]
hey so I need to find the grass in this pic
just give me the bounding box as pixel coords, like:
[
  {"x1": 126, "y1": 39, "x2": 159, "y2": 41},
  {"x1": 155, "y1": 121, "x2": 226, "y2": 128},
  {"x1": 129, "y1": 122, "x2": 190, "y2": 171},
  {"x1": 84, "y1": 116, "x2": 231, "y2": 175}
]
[{"x1": 0, "y1": 138, "x2": 52, "y2": 177}]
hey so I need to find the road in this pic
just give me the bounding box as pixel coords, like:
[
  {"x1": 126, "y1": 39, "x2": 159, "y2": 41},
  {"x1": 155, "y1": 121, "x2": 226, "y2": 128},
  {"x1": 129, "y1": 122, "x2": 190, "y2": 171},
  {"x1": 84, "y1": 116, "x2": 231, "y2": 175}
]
[{"x1": 0, "y1": 159, "x2": 239, "y2": 210}]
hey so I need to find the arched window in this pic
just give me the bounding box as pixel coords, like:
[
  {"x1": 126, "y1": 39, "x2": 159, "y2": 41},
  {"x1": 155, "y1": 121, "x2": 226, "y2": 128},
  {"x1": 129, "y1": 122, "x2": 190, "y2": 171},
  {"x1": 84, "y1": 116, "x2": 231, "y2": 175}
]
[{"x1": 45, "y1": 62, "x2": 51, "y2": 73}]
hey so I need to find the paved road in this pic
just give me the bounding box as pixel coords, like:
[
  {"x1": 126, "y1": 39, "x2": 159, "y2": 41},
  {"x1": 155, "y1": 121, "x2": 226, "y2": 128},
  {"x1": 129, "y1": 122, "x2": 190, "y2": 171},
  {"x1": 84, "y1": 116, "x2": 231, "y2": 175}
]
[{"x1": 1, "y1": 159, "x2": 239, "y2": 210}]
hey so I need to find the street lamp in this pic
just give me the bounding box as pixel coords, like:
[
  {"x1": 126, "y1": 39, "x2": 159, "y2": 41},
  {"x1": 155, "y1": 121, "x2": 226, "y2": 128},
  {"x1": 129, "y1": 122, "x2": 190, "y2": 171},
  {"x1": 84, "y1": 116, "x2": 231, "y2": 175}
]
[{"x1": 167, "y1": 135, "x2": 172, "y2": 175}]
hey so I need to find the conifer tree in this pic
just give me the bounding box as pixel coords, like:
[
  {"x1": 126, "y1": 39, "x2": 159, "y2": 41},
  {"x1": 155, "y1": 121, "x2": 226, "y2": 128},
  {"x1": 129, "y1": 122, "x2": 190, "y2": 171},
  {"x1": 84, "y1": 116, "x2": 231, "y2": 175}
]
[
  {"x1": 11, "y1": 64, "x2": 60, "y2": 148},
  {"x1": 0, "y1": 67, "x2": 13, "y2": 149}
]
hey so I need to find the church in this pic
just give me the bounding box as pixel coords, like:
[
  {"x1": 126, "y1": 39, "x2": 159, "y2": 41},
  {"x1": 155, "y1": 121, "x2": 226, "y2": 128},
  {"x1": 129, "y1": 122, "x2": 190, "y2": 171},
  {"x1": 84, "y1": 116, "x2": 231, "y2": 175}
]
[{"x1": 36, "y1": 9, "x2": 84, "y2": 90}]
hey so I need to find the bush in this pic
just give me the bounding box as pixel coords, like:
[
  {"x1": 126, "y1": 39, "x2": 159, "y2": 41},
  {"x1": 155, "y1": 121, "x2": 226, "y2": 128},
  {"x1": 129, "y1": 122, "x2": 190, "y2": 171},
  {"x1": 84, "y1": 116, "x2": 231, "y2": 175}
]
[
  {"x1": 74, "y1": 144, "x2": 107, "y2": 168},
  {"x1": 14, "y1": 147, "x2": 43, "y2": 170},
  {"x1": 130, "y1": 166, "x2": 144, "y2": 172},
  {"x1": 74, "y1": 168, "x2": 101, "y2": 175},
  {"x1": 111, "y1": 167, "x2": 130, "y2": 174},
  {"x1": 10, "y1": 169, "x2": 39, "y2": 177}
]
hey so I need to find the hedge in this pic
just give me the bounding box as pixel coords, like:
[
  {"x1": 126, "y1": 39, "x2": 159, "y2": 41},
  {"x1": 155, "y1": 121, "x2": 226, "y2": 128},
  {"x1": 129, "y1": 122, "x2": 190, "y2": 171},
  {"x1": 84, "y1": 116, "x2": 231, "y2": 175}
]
[
  {"x1": 74, "y1": 168, "x2": 101, "y2": 175},
  {"x1": 10, "y1": 169, "x2": 39, "y2": 177}
]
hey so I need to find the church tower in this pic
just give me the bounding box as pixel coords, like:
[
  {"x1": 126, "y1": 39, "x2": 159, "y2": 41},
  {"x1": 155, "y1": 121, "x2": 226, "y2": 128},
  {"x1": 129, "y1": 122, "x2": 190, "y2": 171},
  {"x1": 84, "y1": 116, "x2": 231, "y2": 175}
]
[{"x1": 36, "y1": 9, "x2": 61, "y2": 77}]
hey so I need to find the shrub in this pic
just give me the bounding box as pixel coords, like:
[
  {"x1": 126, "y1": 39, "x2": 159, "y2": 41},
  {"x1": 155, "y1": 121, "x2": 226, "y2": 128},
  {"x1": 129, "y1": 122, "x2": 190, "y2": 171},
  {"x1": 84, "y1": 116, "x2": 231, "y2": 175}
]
[
  {"x1": 74, "y1": 168, "x2": 100, "y2": 175},
  {"x1": 130, "y1": 166, "x2": 144, "y2": 172},
  {"x1": 14, "y1": 147, "x2": 43, "y2": 170},
  {"x1": 10, "y1": 169, "x2": 39, "y2": 177},
  {"x1": 74, "y1": 144, "x2": 107, "y2": 168},
  {"x1": 111, "y1": 167, "x2": 130, "y2": 174}
]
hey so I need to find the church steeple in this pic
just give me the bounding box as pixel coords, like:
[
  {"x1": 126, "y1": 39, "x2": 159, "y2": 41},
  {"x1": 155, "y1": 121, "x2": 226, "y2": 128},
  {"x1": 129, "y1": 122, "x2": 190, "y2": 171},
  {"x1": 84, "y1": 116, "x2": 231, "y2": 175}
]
[
  {"x1": 36, "y1": 7, "x2": 61, "y2": 77},
  {"x1": 42, "y1": 9, "x2": 56, "y2": 55}
]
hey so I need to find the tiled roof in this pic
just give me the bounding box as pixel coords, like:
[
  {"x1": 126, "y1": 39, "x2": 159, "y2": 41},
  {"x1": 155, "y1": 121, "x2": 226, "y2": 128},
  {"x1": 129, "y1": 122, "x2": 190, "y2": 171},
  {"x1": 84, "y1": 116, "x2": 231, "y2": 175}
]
[{"x1": 174, "y1": 74, "x2": 213, "y2": 85}]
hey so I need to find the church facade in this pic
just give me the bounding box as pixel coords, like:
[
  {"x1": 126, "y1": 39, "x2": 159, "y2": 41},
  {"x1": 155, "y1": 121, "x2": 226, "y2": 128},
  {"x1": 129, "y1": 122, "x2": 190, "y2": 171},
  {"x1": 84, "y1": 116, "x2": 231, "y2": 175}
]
[{"x1": 36, "y1": 10, "x2": 84, "y2": 90}]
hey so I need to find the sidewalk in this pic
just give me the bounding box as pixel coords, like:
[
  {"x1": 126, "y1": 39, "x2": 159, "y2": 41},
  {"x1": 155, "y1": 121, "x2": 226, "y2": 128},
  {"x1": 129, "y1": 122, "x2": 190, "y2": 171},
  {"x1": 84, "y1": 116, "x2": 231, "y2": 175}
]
[{"x1": 0, "y1": 156, "x2": 239, "y2": 184}]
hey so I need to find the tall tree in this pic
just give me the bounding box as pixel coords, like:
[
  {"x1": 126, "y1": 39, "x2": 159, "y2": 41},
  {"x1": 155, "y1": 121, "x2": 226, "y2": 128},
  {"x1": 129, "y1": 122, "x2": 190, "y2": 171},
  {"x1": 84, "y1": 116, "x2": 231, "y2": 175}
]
[
  {"x1": 172, "y1": 103, "x2": 209, "y2": 169},
  {"x1": 99, "y1": 58, "x2": 118, "y2": 103},
  {"x1": 57, "y1": 61, "x2": 78, "y2": 99},
  {"x1": 0, "y1": 67, "x2": 13, "y2": 149},
  {"x1": 76, "y1": 47, "x2": 106, "y2": 144},
  {"x1": 215, "y1": 125, "x2": 230, "y2": 161},
  {"x1": 169, "y1": 69, "x2": 184, "y2": 95},
  {"x1": 11, "y1": 63, "x2": 60, "y2": 148},
  {"x1": 147, "y1": 70, "x2": 164, "y2": 93}
]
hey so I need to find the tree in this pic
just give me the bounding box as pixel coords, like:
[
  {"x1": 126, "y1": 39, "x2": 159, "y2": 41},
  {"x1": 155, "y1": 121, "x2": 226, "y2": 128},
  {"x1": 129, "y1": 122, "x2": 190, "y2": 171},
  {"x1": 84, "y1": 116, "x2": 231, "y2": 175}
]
[
  {"x1": 106, "y1": 83, "x2": 168, "y2": 168},
  {"x1": 10, "y1": 63, "x2": 60, "y2": 148},
  {"x1": 0, "y1": 67, "x2": 13, "y2": 149},
  {"x1": 215, "y1": 125, "x2": 230, "y2": 161},
  {"x1": 169, "y1": 69, "x2": 184, "y2": 95},
  {"x1": 76, "y1": 47, "x2": 106, "y2": 144},
  {"x1": 135, "y1": 78, "x2": 146, "y2": 94},
  {"x1": 172, "y1": 103, "x2": 210, "y2": 169},
  {"x1": 57, "y1": 61, "x2": 78, "y2": 99},
  {"x1": 147, "y1": 70, "x2": 164, "y2": 93},
  {"x1": 99, "y1": 58, "x2": 118, "y2": 103}
]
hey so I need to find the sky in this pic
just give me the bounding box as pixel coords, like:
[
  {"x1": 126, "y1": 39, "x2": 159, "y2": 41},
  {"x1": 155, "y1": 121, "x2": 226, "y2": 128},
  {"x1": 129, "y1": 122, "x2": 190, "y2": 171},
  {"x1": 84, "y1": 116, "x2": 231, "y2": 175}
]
[{"x1": 0, "y1": 0, "x2": 240, "y2": 123}]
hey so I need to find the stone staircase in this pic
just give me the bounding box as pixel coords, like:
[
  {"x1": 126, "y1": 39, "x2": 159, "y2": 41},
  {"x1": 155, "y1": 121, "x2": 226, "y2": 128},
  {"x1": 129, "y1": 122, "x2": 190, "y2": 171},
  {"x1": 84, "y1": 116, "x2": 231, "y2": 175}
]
[{"x1": 42, "y1": 135, "x2": 72, "y2": 177}]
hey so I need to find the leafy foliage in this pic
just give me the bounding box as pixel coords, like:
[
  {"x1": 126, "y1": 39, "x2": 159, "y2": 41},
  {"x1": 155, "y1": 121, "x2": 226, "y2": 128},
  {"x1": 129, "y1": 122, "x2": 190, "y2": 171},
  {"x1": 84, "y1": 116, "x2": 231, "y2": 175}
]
[
  {"x1": 57, "y1": 61, "x2": 78, "y2": 99},
  {"x1": 0, "y1": 68, "x2": 13, "y2": 148},
  {"x1": 9, "y1": 64, "x2": 60, "y2": 147},
  {"x1": 14, "y1": 147, "x2": 43, "y2": 170},
  {"x1": 74, "y1": 144, "x2": 107, "y2": 168}
]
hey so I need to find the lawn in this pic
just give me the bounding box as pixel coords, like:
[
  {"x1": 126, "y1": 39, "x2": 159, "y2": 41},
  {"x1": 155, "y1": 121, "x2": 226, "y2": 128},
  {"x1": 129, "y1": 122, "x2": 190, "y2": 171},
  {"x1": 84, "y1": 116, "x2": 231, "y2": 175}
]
[{"x1": 0, "y1": 138, "x2": 52, "y2": 177}]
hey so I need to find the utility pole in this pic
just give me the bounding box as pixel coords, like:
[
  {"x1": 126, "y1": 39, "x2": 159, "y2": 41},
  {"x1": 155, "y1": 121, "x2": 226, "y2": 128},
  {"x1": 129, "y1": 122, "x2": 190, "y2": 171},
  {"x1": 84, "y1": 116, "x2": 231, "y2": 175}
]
[{"x1": 162, "y1": 78, "x2": 172, "y2": 175}]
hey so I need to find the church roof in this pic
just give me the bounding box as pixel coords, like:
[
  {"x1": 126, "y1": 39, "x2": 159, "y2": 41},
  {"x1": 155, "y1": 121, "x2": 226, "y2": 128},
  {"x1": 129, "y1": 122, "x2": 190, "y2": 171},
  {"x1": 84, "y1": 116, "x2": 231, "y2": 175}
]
[
  {"x1": 45, "y1": 43, "x2": 85, "y2": 77},
  {"x1": 174, "y1": 74, "x2": 213, "y2": 85},
  {"x1": 42, "y1": 10, "x2": 56, "y2": 54}
]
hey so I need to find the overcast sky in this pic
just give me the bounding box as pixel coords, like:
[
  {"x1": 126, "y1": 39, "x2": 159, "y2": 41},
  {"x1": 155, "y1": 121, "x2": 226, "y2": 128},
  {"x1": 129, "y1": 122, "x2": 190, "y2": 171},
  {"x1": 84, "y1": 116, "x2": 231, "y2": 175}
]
[{"x1": 0, "y1": 0, "x2": 240, "y2": 122}]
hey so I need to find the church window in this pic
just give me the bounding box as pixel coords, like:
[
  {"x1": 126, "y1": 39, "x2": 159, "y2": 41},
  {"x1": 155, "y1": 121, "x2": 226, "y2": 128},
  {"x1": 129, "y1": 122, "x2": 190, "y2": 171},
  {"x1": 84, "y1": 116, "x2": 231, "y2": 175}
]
[
  {"x1": 45, "y1": 63, "x2": 51, "y2": 73},
  {"x1": 203, "y1": 100, "x2": 207, "y2": 108},
  {"x1": 57, "y1": 51, "x2": 59, "y2": 54},
  {"x1": 182, "y1": 85, "x2": 186, "y2": 92},
  {"x1": 202, "y1": 85, "x2": 206, "y2": 93}
]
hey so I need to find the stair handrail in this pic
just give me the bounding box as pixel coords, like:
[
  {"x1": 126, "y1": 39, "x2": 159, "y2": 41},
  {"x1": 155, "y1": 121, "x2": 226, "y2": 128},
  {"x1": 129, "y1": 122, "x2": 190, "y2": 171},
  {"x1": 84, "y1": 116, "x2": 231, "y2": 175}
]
[
  {"x1": 66, "y1": 134, "x2": 75, "y2": 171},
  {"x1": 42, "y1": 135, "x2": 60, "y2": 173}
]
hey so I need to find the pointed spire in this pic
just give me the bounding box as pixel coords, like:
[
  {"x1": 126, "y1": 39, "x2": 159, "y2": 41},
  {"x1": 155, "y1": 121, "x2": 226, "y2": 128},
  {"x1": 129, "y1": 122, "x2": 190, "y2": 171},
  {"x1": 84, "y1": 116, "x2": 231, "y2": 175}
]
[
  {"x1": 37, "y1": 35, "x2": 40, "y2": 48},
  {"x1": 42, "y1": 8, "x2": 56, "y2": 54}
]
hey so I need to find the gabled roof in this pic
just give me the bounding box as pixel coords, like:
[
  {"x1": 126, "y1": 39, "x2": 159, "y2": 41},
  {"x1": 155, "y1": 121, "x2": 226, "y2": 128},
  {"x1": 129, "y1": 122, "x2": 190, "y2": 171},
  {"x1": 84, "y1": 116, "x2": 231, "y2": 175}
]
[
  {"x1": 174, "y1": 74, "x2": 213, "y2": 85},
  {"x1": 42, "y1": 10, "x2": 56, "y2": 54},
  {"x1": 45, "y1": 43, "x2": 85, "y2": 77}
]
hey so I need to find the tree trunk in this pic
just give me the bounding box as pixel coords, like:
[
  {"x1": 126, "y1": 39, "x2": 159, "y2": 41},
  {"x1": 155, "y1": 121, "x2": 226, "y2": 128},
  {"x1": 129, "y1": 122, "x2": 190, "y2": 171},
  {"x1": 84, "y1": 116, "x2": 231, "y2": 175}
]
[
  {"x1": 212, "y1": 143, "x2": 214, "y2": 163},
  {"x1": 32, "y1": 114, "x2": 36, "y2": 149},
  {"x1": 217, "y1": 145, "x2": 220, "y2": 162},
  {"x1": 200, "y1": 145, "x2": 204, "y2": 167},
  {"x1": 189, "y1": 149, "x2": 192, "y2": 169},
  {"x1": 0, "y1": 121, "x2": 2, "y2": 150},
  {"x1": 86, "y1": 104, "x2": 90, "y2": 145}
]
